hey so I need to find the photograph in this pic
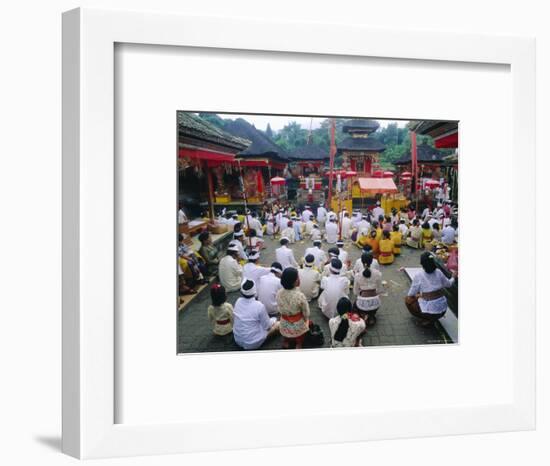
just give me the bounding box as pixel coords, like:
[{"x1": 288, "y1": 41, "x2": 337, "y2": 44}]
[{"x1": 177, "y1": 112, "x2": 459, "y2": 353}]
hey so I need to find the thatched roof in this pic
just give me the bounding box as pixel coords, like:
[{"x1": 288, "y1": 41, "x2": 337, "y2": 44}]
[
  {"x1": 337, "y1": 137, "x2": 386, "y2": 153},
  {"x1": 288, "y1": 144, "x2": 329, "y2": 161},
  {"x1": 394, "y1": 143, "x2": 446, "y2": 165},
  {"x1": 177, "y1": 113, "x2": 250, "y2": 151},
  {"x1": 342, "y1": 119, "x2": 380, "y2": 134},
  {"x1": 223, "y1": 118, "x2": 289, "y2": 162}
]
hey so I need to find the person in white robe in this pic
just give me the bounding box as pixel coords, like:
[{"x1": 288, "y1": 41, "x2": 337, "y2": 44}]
[
  {"x1": 257, "y1": 262, "x2": 283, "y2": 316},
  {"x1": 318, "y1": 259, "x2": 350, "y2": 319},
  {"x1": 316, "y1": 203, "x2": 328, "y2": 228},
  {"x1": 242, "y1": 250, "x2": 271, "y2": 284},
  {"x1": 352, "y1": 248, "x2": 380, "y2": 276},
  {"x1": 218, "y1": 245, "x2": 243, "y2": 292},
  {"x1": 275, "y1": 237, "x2": 298, "y2": 269},
  {"x1": 322, "y1": 248, "x2": 349, "y2": 277},
  {"x1": 351, "y1": 210, "x2": 362, "y2": 228},
  {"x1": 281, "y1": 220, "x2": 296, "y2": 244},
  {"x1": 310, "y1": 224, "x2": 322, "y2": 241},
  {"x1": 341, "y1": 212, "x2": 353, "y2": 240},
  {"x1": 325, "y1": 217, "x2": 339, "y2": 244},
  {"x1": 233, "y1": 279, "x2": 279, "y2": 350},
  {"x1": 372, "y1": 201, "x2": 385, "y2": 223},
  {"x1": 398, "y1": 219, "x2": 409, "y2": 238},
  {"x1": 292, "y1": 217, "x2": 303, "y2": 241},
  {"x1": 248, "y1": 212, "x2": 263, "y2": 238},
  {"x1": 336, "y1": 240, "x2": 349, "y2": 266},
  {"x1": 230, "y1": 231, "x2": 248, "y2": 261},
  {"x1": 356, "y1": 216, "x2": 371, "y2": 237},
  {"x1": 301, "y1": 205, "x2": 314, "y2": 224},
  {"x1": 298, "y1": 254, "x2": 321, "y2": 302},
  {"x1": 304, "y1": 216, "x2": 315, "y2": 237},
  {"x1": 304, "y1": 240, "x2": 327, "y2": 269}
]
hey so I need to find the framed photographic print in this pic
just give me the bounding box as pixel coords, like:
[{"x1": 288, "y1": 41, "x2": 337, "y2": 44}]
[{"x1": 62, "y1": 8, "x2": 535, "y2": 459}]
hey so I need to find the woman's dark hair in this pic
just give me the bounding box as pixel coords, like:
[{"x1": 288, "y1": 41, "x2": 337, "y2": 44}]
[
  {"x1": 210, "y1": 284, "x2": 227, "y2": 307},
  {"x1": 382, "y1": 230, "x2": 391, "y2": 239},
  {"x1": 370, "y1": 230, "x2": 377, "y2": 238},
  {"x1": 280, "y1": 267, "x2": 299, "y2": 290},
  {"x1": 233, "y1": 222, "x2": 242, "y2": 232},
  {"x1": 372, "y1": 221, "x2": 379, "y2": 228},
  {"x1": 334, "y1": 297, "x2": 352, "y2": 342},
  {"x1": 420, "y1": 252, "x2": 437, "y2": 274},
  {"x1": 178, "y1": 233, "x2": 184, "y2": 242},
  {"x1": 422, "y1": 221, "x2": 430, "y2": 229},
  {"x1": 393, "y1": 224, "x2": 399, "y2": 232},
  {"x1": 412, "y1": 219, "x2": 419, "y2": 226},
  {"x1": 361, "y1": 252, "x2": 373, "y2": 267},
  {"x1": 247, "y1": 228, "x2": 257, "y2": 237},
  {"x1": 433, "y1": 222, "x2": 440, "y2": 231},
  {"x1": 361, "y1": 252, "x2": 373, "y2": 278}
]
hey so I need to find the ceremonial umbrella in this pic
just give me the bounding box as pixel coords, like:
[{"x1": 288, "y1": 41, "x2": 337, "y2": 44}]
[
  {"x1": 383, "y1": 170, "x2": 394, "y2": 178},
  {"x1": 373, "y1": 170, "x2": 384, "y2": 178},
  {"x1": 269, "y1": 176, "x2": 286, "y2": 185},
  {"x1": 425, "y1": 179, "x2": 440, "y2": 188}
]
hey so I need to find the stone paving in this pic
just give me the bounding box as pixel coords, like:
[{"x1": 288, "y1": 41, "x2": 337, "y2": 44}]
[{"x1": 177, "y1": 235, "x2": 452, "y2": 353}]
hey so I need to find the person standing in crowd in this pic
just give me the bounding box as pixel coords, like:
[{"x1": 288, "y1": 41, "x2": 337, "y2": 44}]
[
  {"x1": 441, "y1": 219, "x2": 457, "y2": 244},
  {"x1": 353, "y1": 252, "x2": 383, "y2": 326},
  {"x1": 248, "y1": 211, "x2": 263, "y2": 239},
  {"x1": 406, "y1": 219, "x2": 422, "y2": 249},
  {"x1": 304, "y1": 215, "x2": 316, "y2": 238},
  {"x1": 257, "y1": 262, "x2": 283, "y2": 316},
  {"x1": 329, "y1": 297, "x2": 366, "y2": 347},
  {"x1": 372, "y1": 200, "x2": 385, "y2": 221},
  {"x1": 317, "y1": 202, "x2": 328, "y2": 229},
  {"x1": 281, "y1": 220, "x2": 296, "y2": 244},
  {"x1": 276, "y1": 237, "x2": 298, "y2": 269},
  {"x1": 266, "y1": 214, "x2": 276, "y2": 237},
  {"x1": 198, "y1": 231, "x2": 220, "y2": 277},
  {"x1": 218, "y1": 244, "x2": 243, "y2": 292},
  {"x1": 233, "y1": 279, "x2": 279, "y2": 350},
  {"x1": 318, "y1": 259, "x2": 350, "y2": 319},
  {"x1": 341, "y1": 211, "x2": 353, "y2": 240},
  {"x1": 405, "y1": 252, "x2": 456, "y2": 326},
  {"x1": 302, "y1": 204, "x2": 314, "y2": 224},
  {"x1": 378, "y1": 230, "x2": 395, "y2": 265},
  {"x1": 243, "y1": 249, "x2": 271, "y2": 283},
  {"x1": 299, "y1": 254, "x2": 322, "y2": 302},
  {"x1": 304, "y1": 239, "x2": 327, "y2": 269},
  {"x1": 325, "y1": 216, "x2": 338, "y2": 244},
  {"x1": 276, "y1": 267, "x2": 311, "y2": 349},
  {"x1": 207, "y1": 284, "x2": 233, "y2": 336},
  {"x1": 390, "y1": 224, "x2": 402, "y2": 256},
  {"x1": 293, "y1": 216, "x2": 303, "y2": 242}
]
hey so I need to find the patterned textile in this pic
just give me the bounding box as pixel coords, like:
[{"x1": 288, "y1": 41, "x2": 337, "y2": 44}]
[{"x1": 276, "y1": 288, "x2": 310, "y2": 338}]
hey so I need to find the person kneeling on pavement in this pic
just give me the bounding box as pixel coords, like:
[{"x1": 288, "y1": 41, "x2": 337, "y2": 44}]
[
  {"x1": 329, "y1": 297, "x2": 366, "y2": 347},
  {"x1": 233, "y1": 279, "x2": 279, "y2": 350},
  {"x1": 404, "y1": 252, "x2": 456, "y2": 327}
]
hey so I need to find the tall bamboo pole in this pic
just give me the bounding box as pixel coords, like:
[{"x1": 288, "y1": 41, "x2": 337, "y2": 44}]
[{"x1": 237, "y1": 159, "x2": 253, "y2": 250}]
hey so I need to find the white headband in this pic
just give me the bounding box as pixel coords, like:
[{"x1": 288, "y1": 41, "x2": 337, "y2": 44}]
[{"x1": 240, "y1": 279, "x2": 257, "y2": 297}]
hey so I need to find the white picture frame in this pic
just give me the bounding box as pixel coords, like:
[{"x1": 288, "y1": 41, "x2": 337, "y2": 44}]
[{"x1": 62, "y1": 8, "x2": 535, "y2": 459}]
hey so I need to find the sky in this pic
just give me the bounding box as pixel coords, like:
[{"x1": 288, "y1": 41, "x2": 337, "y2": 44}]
[{"x1": 211, "y1": 112, "x2": 409, "y2": 132}]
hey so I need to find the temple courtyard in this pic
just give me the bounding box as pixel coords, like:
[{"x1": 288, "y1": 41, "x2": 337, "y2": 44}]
[{"x1": 177, "y1": 237, "x2": 454, "y2": 354}]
